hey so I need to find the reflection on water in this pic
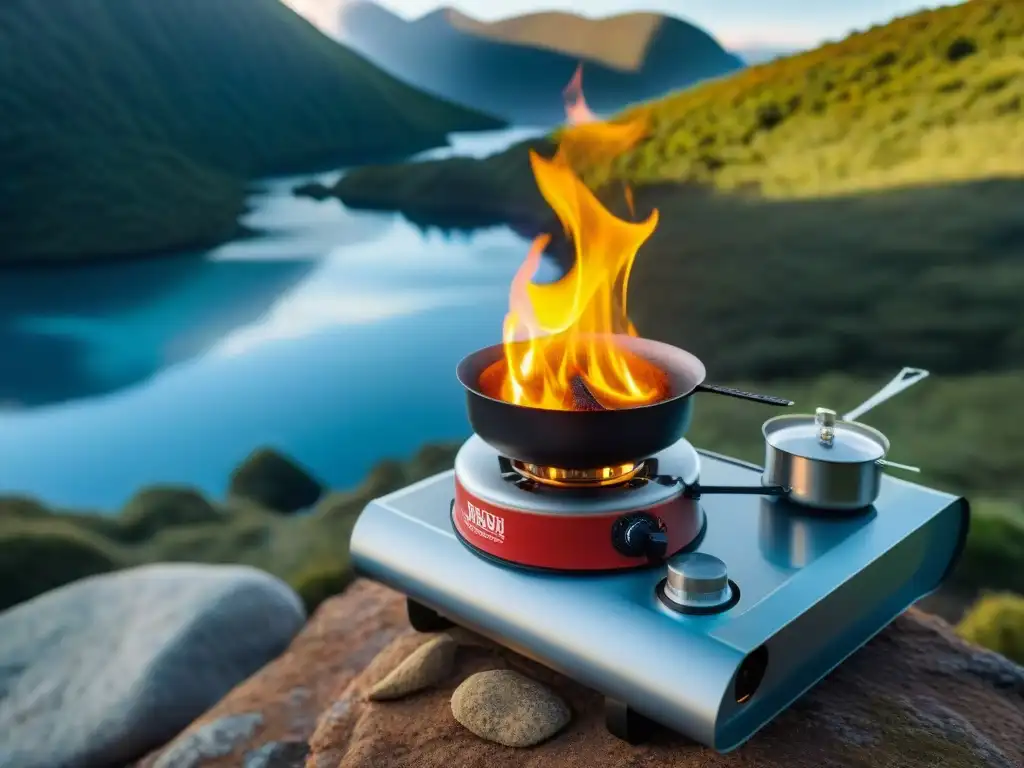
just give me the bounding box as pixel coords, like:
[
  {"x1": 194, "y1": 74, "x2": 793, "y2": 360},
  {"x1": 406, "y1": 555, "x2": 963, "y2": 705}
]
[
  {"x1": 0, "y1": 128, "x2": 550, "y2": 510},
  {"x1": 0, "y1": 256, "x2": 317, "y2": 407}
]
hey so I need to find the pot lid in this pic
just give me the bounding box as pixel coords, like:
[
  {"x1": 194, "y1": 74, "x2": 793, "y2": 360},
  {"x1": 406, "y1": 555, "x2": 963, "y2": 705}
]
[{"x1": 763, "y1": 408, "x2": 888, "y2": 463}]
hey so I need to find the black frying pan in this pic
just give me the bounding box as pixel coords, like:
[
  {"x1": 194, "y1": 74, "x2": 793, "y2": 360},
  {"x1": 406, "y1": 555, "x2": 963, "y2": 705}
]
[{"x1": 456, "y1": 334, "x2": 793, "y2": 468}]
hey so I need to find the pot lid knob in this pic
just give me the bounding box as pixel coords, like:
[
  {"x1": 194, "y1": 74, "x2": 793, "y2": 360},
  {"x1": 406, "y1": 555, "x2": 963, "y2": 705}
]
[
  {"x1": 815, "y1": 407, "x2": 837, "y2": 446},
  {"x1": 664, "y1": 553, "x2": 732, "y2": 609}
]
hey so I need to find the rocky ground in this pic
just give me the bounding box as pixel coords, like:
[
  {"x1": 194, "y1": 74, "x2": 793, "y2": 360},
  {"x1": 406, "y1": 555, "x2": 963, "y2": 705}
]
[
  {"x1": 2, "y1": 442, "x2": 1022, "y2": 767},
  {"x1": 136, "y1": 580, "x2": 1024, "y2": 768}
]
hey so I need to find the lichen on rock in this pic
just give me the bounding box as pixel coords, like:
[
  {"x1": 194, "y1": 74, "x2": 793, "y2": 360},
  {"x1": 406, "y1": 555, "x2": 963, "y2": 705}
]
[
  {"x1": 154, "y1": 713, "x2": 264, "y2": 768},
  {"x1": 242, "y1": 738, "x2": 310, "y2": 768}
]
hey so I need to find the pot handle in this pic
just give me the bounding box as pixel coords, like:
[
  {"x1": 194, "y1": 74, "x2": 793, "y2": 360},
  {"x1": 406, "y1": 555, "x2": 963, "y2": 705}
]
[
  {"x1": 876, "y1": 459, "x2": 921, "y2": 473},
  {"x1": 680, "y1": 483, "x2": 790, "y2": 499},
  {"x1": 842, "y1": 367, "x2": 929, "y2": 422},
  {"x1": 696, "y1": 383, "x2": 794, "y2": 407}
]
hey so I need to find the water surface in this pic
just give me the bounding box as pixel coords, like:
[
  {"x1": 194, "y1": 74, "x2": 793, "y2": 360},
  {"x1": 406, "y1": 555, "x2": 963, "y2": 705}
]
[{"x1": 0, "y1": 128, "x2": 554, "y2": 510}]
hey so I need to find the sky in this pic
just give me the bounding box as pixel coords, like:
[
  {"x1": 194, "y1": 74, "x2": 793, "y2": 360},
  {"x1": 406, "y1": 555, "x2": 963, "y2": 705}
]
[{"x1": 284, "y1": 0, "x2": 952, "y2": 49}]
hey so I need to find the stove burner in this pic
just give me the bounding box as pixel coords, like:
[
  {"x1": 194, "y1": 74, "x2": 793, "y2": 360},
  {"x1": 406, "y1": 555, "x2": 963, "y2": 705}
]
[
  {"x1": 452, "y1": 435, "x2": 703, "y2": 572},
  {"x1": 511, "y1": 460, "x2": 645, "y2": 488}
]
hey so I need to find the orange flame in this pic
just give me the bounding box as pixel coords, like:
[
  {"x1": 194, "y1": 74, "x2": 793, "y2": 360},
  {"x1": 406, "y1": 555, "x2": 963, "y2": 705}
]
[{"x1": 480, "y1": 65, "x2": 667, "y2": 411}]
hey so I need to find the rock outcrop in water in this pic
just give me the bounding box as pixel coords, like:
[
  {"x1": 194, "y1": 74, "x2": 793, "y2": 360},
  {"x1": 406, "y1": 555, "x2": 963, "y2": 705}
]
[
  {"x1": 135, "y1": 580, "x2": 1024, "y2": 768},
  {"x1": 229, "y1": 448, "x2": 325, "y2": 513}
]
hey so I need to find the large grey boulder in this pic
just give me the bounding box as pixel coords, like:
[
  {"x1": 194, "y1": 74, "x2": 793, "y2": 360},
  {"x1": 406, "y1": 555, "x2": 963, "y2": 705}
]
[{"x1": 0, "y1": 563, "x2": 306, "y2": 768}]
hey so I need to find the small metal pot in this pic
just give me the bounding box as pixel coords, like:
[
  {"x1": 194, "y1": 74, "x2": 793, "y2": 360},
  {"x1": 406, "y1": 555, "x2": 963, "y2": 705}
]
[
  {"x1": 761, "y1": 368, "x2": 928, "y2": 511},
  {"x1": 681, "y1": 367, "x2": 929, "y2": 511}
]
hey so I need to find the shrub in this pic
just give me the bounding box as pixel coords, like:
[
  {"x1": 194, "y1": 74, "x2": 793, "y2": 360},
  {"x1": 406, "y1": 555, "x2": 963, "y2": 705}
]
[
  {"x1": 289, "y1": 559, "x2": 353, "y2": 616},
  {"x1": 946, "y1": 36, "x2": 979, "y2": 62},
  {"x1": 872, "y1": 50, "x2": 899, "y2": 68},
  {"x1": 956, "y1": 592, "x2": 1024, "y2": 664},
  {"x1": 756, "y1": 102, "x2": 785, "y2": 130},
  {"x1": 229, "y1": 448, "x2": 324, "y2": 513},
  {"x1": 950, "y1": 502, "x2": 1024, "y2": 596},
  {"x1": 0, "y1": 529, "x2": 123, "y2": 612},
  {"x1": 116, "y1": 487, "x2": 224, "y2": 543}
]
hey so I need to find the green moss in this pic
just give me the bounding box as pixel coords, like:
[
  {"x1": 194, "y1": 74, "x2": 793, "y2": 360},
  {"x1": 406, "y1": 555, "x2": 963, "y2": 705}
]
[
  {"x1": 848, "y1": 698, "x2": 994, "y2": 768},
  {"x1": 956, "y1": 592, "x2": 1024, "y2": 664}
]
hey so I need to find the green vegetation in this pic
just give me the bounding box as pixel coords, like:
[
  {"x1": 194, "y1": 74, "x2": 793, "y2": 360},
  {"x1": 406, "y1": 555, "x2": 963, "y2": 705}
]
[
  {"x1": 576, "y1": 0, "x2": 1024, "y2": 196},
  {"x1": 0, "y1": 387, "x2": 1020, "y2": 625},
  {"x1": 327, "y1": 0, "x2": 1024, "y2": 383},
  {"x1": 290, "y1": 560, "x2": 354, "y2": 616},
  {"x1": 0, "y1": 443, "x2": 467, "y2": 614},
  {"x1": 0, "y1": 0, "x2": 501, "y2": 263},
  {"x1": 0, "y1": 445, "x2": 461, "y2": 614},
  {"x1": 956, "y1": 592, "x2": 1024, "y2": 664}
]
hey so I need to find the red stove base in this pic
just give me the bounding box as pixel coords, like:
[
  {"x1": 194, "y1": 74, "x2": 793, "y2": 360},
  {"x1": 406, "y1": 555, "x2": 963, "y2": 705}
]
[{"x1": 452, "y1": 474, "x2": 704, "y2": 572}]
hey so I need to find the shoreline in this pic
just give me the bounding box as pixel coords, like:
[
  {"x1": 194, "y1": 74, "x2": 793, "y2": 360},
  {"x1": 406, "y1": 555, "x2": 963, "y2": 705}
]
[{"x1": 0, "y1": 132, "x2": 480, "y2": 269}]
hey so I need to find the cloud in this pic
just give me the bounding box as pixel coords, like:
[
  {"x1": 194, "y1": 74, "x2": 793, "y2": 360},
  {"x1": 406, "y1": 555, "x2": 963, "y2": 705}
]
[{"x1": 280, "y1": 0, "x2": 343, "y2": 35}]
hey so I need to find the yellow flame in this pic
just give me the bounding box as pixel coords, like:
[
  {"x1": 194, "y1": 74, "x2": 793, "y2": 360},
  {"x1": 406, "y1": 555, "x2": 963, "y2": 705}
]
[{"x1": 480, "y1": 66, "x2": 667, "y2": 411}]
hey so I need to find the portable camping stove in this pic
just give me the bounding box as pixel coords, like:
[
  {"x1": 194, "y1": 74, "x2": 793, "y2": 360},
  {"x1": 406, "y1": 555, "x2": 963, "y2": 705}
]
[{"x1": 351, "y1": 432, "x2": 968, "y2": 752}]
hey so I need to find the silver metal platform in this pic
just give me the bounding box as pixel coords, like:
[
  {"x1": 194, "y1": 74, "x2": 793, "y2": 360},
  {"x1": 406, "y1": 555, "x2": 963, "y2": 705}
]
[{"x1": 350, "y1": 448, "x2": 968, "y2": 752}]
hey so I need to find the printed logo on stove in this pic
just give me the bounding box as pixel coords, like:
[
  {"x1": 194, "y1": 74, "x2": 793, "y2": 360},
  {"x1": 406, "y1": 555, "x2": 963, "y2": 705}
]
[{"x1": 463, "y1": 500, "x2": 505, "y2": 544}]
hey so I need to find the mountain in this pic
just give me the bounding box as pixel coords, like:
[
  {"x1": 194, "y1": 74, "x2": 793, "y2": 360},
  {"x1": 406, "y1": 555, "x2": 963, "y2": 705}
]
[
  {"x1": 0, "y1": 0, "x2": 502, "y2": 263},
  {"x1": 322, "y1": 0, "x2": 1024, "y2": 384},
  {"x1": 336, "y1": 3, "x2": 744, "y2": 125}
]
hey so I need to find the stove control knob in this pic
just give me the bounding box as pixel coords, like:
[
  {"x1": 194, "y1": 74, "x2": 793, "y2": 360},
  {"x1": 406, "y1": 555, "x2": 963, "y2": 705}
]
[
  {"x1": 612, "y1": 514, "x2": 668, "y2": 562},
  {"x1": 663, "y1": 553, "x2": 733, "y2": 610}
]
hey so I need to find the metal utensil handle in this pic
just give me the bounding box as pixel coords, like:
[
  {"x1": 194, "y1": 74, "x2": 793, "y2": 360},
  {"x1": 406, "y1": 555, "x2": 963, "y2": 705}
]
[
  {"x1": 842, "y1": 367, "x2": 929, "y2": 422},
  {"x1": 876, "y1": 459, "x2": 921, "y2": 473},
  {"x1": 682, "y1": 483, "x2": 790, "y2": 499},
  {"x1": 696, "y1": 383, "x2": 794, "y2": 407}
]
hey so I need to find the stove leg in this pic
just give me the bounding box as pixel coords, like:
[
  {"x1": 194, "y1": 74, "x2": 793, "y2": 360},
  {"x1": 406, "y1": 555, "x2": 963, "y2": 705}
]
[
  {"x1": 406, "y1": 597, "x2": 454, "y2": 632},
  {"x1": 604, "y1": 698, "x2": 657, "y2": 744}
]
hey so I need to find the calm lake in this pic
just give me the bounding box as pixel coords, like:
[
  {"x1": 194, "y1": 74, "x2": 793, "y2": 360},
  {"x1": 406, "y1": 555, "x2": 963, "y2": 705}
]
[{"x1": 0, "y1": 128, "x2": 555, "y2": 510}]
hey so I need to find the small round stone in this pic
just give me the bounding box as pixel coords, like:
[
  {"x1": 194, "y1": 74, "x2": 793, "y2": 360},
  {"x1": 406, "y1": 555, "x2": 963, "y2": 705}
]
[{"x1": 450, "y1": 669, "x2": 571, "y2": 747}]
